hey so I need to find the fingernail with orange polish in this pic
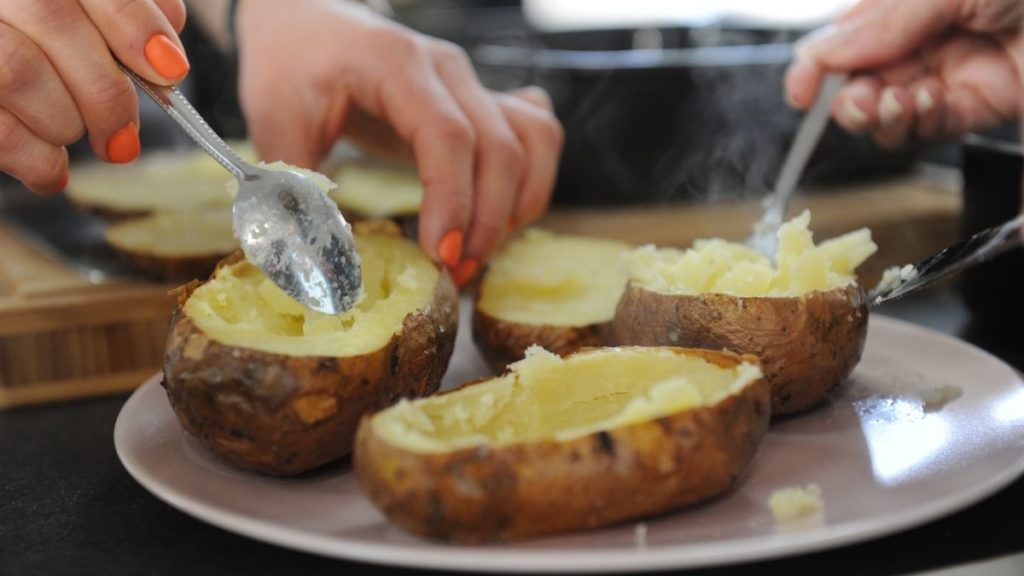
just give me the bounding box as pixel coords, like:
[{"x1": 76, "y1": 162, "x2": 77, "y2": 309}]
[
  {"x1": 57, "y1": 171, "x2": 68, "y2": 193},
  {"x1": 451, "y1": 259, "x2": 480, "y2": 289},
  {"x1": 145, "y1": 34, "x2": 190, "y2": 81},
  {"x1": 438, "y1": 229, "x2": 464, "y2": 268},
  {"x1": 107, "y1": 122, "x2": 140, "y2": 164}
]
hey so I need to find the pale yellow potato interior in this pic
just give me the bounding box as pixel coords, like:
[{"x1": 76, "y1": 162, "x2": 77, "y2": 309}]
[
  {"x1": 67, "y1": 141, "x2": 257, "y2": 212},
  {"x1": 105, "y1": 209, "x2": 237, "y2": 256},
  {"x1": 183, "y1": 233, "x2": 439, "y2": 356},
  {"x1": 328, "y1": 164, "x2": 423, "y2": 218},
  {"x1": 477, "y1": 230, "x2": 631, "y2": 326},
  {"x1": 373, "y1": 346, "x2": 762, "y2": 453},
  {"x1": 625, "y1": 210, "x2": 877, "y2": 297}
]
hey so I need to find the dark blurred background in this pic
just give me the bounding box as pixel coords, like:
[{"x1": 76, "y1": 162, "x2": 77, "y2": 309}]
[{"x1": 176, "y1": 0, "x2": 949, "y2": 208}]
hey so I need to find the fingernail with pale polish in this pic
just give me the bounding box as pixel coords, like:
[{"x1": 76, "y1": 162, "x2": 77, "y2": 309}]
[
  {"x1": 438, "y1": 229, "x2": 464, "y2": 269},
  {"x1": 915, "y1": 87, "x2": 935, "y2": 114},
  {"x1": 879, "y1": 88, "x2": 903, "y2": 127},
  {"x1": 841, "y1": 99, "x2": 869, "y2": 130},
  {"x1": 451, "y1": 259, "x2": 480, "y2": 290},
  {"x1": 107, "y1": 122, "x2": 140, "y2": 164},
  {"x1": 145, "y1": 34, "x2": 190, "y2": 81}
]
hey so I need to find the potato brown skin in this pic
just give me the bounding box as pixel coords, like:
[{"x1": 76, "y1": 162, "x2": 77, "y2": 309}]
[
  {"x1": 611, "y1": 285, "x2": 867, "y2": 417},
  {"x1": 162, "y1": 257, "x2": 459, "y2": 476},
  {"x1": 471, "y1": 304, "x2": 607, "y2": 372},
  {"x1": 354, "y1": 348, "x2": 770, "y2": 543},
  {"x1": 109, "y1": 247, "x2": 227, "y2": 281}
]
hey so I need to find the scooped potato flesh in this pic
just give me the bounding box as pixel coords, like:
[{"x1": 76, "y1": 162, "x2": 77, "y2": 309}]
[
  {"x1": 624, "y1": 210, "x2": 877, "y2": 296},
  {"x1": 373, "y1": 346, "x2": 763, "y2": 453},
  {"x1": 183, "y1": 233, "x2": 439, "y2": 357},
  {"x1": 476, "y1": 230, "x2": 631, "y2": 326}
]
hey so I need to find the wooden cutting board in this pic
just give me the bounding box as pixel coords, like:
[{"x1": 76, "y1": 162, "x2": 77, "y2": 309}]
[{"x1": 0, "y1": 170, "x2": 962, "y2": 410}]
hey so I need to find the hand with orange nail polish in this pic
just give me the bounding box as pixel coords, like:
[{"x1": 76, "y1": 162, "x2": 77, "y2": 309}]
[
  {"x1": 784, "y1": 0, "x2": 1023, "y2": 149},
  {"x1": 0, "y1": 0, "x2": 188, "y2": 193},
  {"x1": 231, "y1": 0, "x2": 564, "y2": 269}
]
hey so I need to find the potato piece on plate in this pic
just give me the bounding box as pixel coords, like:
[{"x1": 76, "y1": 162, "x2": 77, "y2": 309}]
[
  {"x1": 473, "y1": 230, "x2": 631, "y2": 371},
  {"x1": 355, "y1": 346, "x2": 769, "y2": 543},
  {"x1": 162, "y1": 223, "x2": 458, "y2": 475},
  {"x1": 67, "y1": 142, "x2": 257, "y2": 218},
  {"x1": 105, "y1": 209, "x2": 237, "y2": 280},
  {"x1": 612, "y1": 211, "x2": 875, "y2": 417}
]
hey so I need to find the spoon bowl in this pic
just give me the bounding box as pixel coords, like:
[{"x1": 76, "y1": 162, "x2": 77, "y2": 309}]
[{"x1": 120, "y1": 64, "x2": 361, "y2": 314}]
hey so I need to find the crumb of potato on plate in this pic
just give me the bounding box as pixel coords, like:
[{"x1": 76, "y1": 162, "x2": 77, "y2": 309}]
[
  {"x1": 919, "y1": 385, "x2": 963, "y2": 412},
  {"x1": 634, "y1": 523, "x2": 648, "y2": 548},
  {"x1": 768, "y1": 484, "x2": 823, "y2": 522}
]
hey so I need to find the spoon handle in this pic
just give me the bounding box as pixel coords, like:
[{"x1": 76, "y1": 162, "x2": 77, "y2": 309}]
[
  {"x1": 118, "y1": 64, "x2": 253, "y2": 180},
  {"x1": 748, "y1": 73, "x2": 847, "y2": 256}
]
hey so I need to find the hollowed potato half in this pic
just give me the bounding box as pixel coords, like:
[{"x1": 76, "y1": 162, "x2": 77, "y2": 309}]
[
  {"x1": 473, "y1": 230, "x2": 631, "y2": 371},
  {"x1": 354, "y1": 346, "x2": 769, "y2": 543},
  {"x1": 162, "y1": 223, "x2": 458, "y2": 475},
  {"x1": 611, "y1": 211, "x2": 875, "y2": 417}
]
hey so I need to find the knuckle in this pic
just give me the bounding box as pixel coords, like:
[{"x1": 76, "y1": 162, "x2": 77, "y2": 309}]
[
  {"x1": 432, "y1": 40, "x2": 471, "y2": 69},
  {"x1": 0, "y1": 112, "x2": 25, "y2": 154},
  {"x1": 379, "y1": 30, "x2": 426, "y2": 67},
  {"x1": 434, "y1": 116, "x2": 475, "y2": 150},
  {"x1": 488, "y1": 131, "x2": 526, "y2": 171},
  {"x1": 86, "y1": 73, "x2": 136, "y2": 118},
  {"x1": 541, "y1": 113, "x2": 565, "y2": 149},
  {"x1": 110, "y1": 0, "x2": 149, "y2": 19},
  {"x1": 0, "y1": 30, "x2": 38, "y2": 92}
]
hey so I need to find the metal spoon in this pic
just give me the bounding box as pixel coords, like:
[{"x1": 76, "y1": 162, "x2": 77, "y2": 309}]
[
  {"x1": 120, "y1": 66, "x2": 361, "y2": 314},
  {"x1": 748, "y1": 73, "x2": 847, "y2": 258}
]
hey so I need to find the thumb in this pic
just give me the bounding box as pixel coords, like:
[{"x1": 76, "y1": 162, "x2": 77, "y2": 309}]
[{"x1": 795, "y1": 0, "x2": 956, "y2": 70}]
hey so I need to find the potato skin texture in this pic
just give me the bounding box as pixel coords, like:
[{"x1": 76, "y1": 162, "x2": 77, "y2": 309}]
[
  {"x1": 108, "y1": 246, "x2": 226, "y2": 281},
  {"x1": 471, "y1": 304, "x2": 607, "y2": 372},
  {"x1": 611, "y1": 285, "x2": 867, "y2": 417},
  {"x1": 162, "y1": 258, "x2": 459, "y2": 476},
  {"x1": 354, "y1": 349, "x2": 769, "y2": 543}
]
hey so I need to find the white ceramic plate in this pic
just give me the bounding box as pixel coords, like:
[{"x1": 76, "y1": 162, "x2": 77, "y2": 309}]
[{"x1": 115, "y1": 313, "x2": 1024, "y2": 573}]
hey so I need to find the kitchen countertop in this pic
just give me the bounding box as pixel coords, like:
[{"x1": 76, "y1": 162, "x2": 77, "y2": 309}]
[{"x1": 2, "y1": 285, "x2": 1023, "y2": 576}]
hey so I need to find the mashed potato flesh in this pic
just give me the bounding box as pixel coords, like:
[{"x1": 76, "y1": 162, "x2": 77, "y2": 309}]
[
  {"x1": 184, "y1": 233, "x2": 438, "y2": 357},
  {"x1": 373, "y1": 346, "x2": 762, "y2": 452},
  {"x1": 477, "y1": 230, "x2": 631, "y2": 326},
  {"x1": 625, "y1": 211, "x2": 877, "y2": 297},
  {"x1": 106, "y1": 209, "x2": 237, "y2": 255}
]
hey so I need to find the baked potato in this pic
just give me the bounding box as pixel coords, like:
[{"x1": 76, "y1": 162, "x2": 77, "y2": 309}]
[
  {"x1": 67, "y1": 142, "x2": 256, "y2": 218},
  {"x1": 611, "y1": 211, "x2": 876, "y2": 417},
  {"x1": 104, "y1": 208, "x2": 238, "y2": 280},
  {"x1": 472, "y1": 230, "x2": 631, "y2": 371},
  {"x1": 162, "y1": 222, "x2": 458, "y2": 475},
  {"x1": 355, "y1": 345, "x2": 769, "y2": 543}
]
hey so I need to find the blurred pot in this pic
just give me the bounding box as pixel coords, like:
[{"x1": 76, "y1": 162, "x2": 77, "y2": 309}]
[
  {"x1": 472, "y1": 26, "x2": 918, "y2": 206},
  {"x1": 961, "y1": 130, "x2": 1024, "y2": 333}
]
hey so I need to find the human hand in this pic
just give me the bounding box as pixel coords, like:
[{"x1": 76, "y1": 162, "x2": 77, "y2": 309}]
[
  {"x1": 785, "y1": 0, "x2": 1024, "y2": 148},
  {"x1": 234, "y1": 0, "x2": 564, "y2": 285},
  {"x1": 0, "y1": 0, "x2": 189, "y2": 193}
]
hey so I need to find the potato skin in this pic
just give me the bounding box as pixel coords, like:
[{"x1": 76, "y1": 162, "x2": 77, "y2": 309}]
[
  {"x1": 162, "y1": 260, "x2": 459, "y2": 476},
  {"x1": 354, "y1": 349, "x2": 770, "y2": 543},
  {"x1": 471, "y1": 305, "x2": 607, "y2": 372},
  {"x1": 611, "y1": 285, "x2": 867, "y2": 417},
  {"x1": 109, "y1": 247, "x2": 226, "y2": 281}
]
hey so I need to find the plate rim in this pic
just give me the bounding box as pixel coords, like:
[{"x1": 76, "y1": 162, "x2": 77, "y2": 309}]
[{"x1": 114, "y1": 315, "x2": 1024, "y2": 573}]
